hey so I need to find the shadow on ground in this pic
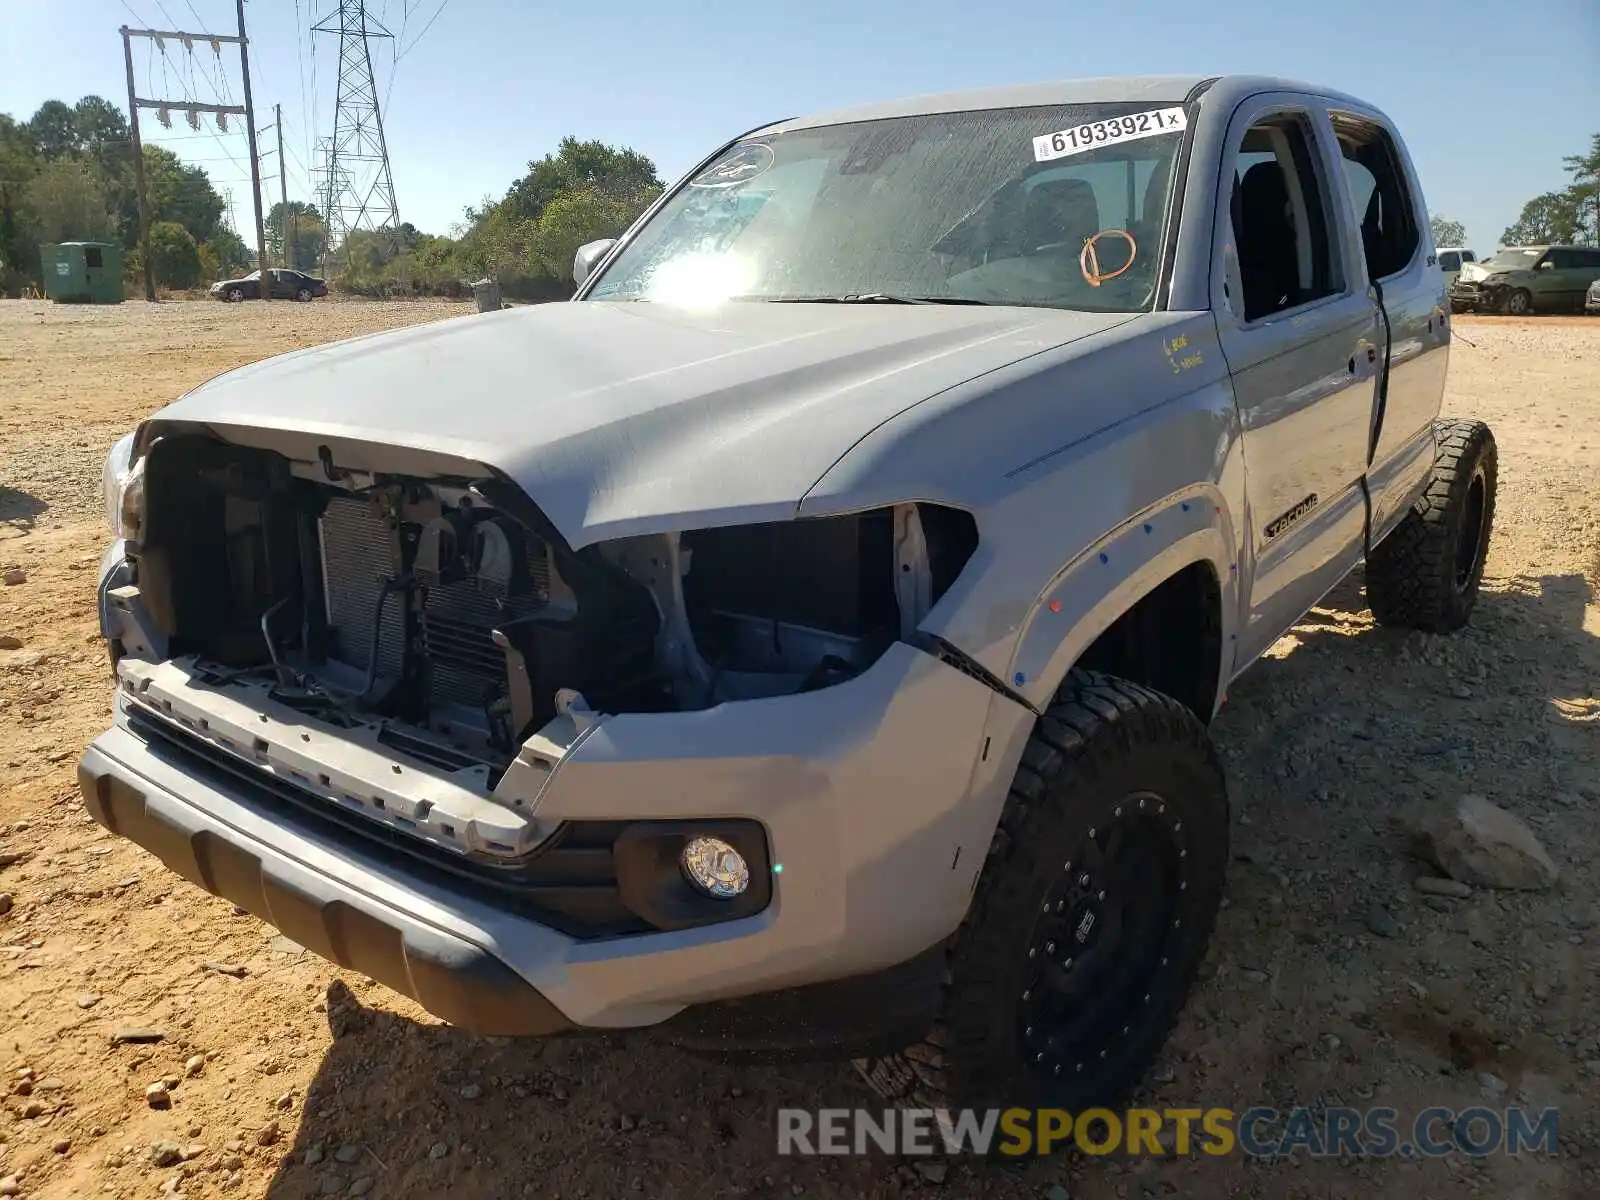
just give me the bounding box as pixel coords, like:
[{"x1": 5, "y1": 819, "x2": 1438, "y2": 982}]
[
  {"x1": 0, "y1": 485, "x2": 48, "y2": 526},
  {"x1": 263, "y1": 982, "x2": 908, "y2": 1199},
  {"x1": 263, "y1": 572, "x2": 1597, "y2": 1200}
]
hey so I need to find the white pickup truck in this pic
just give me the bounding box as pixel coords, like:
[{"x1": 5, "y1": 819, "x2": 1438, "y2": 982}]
[{"x1": 85, "y1": 73, "x2": 1494, "y2": 1115}]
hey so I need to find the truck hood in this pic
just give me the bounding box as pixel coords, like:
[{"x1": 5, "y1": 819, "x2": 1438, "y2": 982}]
[{"x1": 155, "y1": 299, "x2": 1135, "y2": 546}]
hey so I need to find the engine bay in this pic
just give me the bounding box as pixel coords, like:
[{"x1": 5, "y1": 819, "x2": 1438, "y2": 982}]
[{"x1": 122, "y1": 432, "x2": 978, "y2": 780}]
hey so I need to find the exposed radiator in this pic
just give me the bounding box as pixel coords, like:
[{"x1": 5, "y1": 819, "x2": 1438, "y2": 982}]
[
  {"x1": 318, "y1": 496, "x2": 406, "y2": 677},
  {"x1": 318, "y1": 496, "x2": 553, "y2": 707},
  {"x1": 422, "y1": 583, "x2": 545, "y2": 706}
]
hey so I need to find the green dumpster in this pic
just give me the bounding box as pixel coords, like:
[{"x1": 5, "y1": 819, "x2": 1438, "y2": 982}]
[{"x1": 40, "y1": 241, "x2": 125, "y2": 304}]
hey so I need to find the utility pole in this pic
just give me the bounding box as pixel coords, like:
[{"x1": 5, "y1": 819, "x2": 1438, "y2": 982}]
[
  {"x1": 120, "y1": 25, "x2": 248, "y2": 300},
  {"x1": 275, "y1": 104, "x2": 289, "y2": 268},
  {"x1": 236, "y1": 0, "x2": 269, "y2": 299},
  {"x1": 119, "y1": 27, "x2": 156, "y2": 302}
]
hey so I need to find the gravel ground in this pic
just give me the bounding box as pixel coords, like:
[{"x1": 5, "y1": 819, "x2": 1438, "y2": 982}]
[{"x1": 0, "y1": 300, "x2": 1596, "y2": 1200}]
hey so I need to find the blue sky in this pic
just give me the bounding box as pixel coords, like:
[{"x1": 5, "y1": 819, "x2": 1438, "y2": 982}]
[{"x1": 3, "y1": 0, "x2": 1597, "y2": 252}]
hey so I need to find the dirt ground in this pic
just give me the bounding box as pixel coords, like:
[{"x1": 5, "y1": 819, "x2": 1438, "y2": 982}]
[{"x1": 0, "y1": 299, "x2": 1596, "y2": 1200}]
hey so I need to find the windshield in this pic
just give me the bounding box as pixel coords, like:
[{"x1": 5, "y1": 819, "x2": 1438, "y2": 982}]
[
  {"x1": 1487, "y1": 248, "x2": 1543, "y2": 268},
  {"x1": 586, "y1": 102, "x2": 1190, "y2": 313}
]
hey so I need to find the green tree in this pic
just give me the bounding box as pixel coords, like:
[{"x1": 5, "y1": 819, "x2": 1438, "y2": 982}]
[
  {"x1": 148, "y1": 220, "x2": 200, "y2": 288},
  {"x1": 0, "y1": 114, "x2": 40, "y2": 290},
  {"x1": 1501, "y1": 190, "x2": 1584, "y2": 246},
  {"x1": 503, "y1": 136, "x2": 662, "y2": 223},
  {"x1": 71, "y1": 96, "x2": 129, "y2": 150},
  {"x1": 1429, "y1": 215, "x2": 1467, "y2": 248},
  {"x1": 142, "y1": 146, "x2": 225, "y2": 244},
  {"x1": 19, "y1": 157, "x2": 116, "y2": 244},
  {"x1": 265, "y1": 201, "x2": 328, "y2": 270},
  {"x1": 533, "y1": 186, "x2": 642, "y2": 282},
  {"x1": 1562, "y1": 133, "x2": 1599, "y2": 245},
  {"x1": 459, "y1": 199, "x2": 539, "y2": 278},
  {"x1": 24, "y1": 99, "x2": 76, "y2": 158},
  {"x1": 203, "y1": 227, "x2": 252, "y2": 275},
  {"x1": 74, "y1": 96, "x2": 133, "y2": 181}
]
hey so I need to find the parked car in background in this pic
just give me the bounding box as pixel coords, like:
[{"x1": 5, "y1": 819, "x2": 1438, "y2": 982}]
[
  {"x1": 1435, "y1": 246, "x2": 1475, "y2": 288},
  {"x1": 209, "y1": 268, "x2": 328, "y2": 302},
  {"x1": 1449, "y1": 245, "x2": 1600, "y2": 315},
  {"x1": 1586, "y1": 277, "x2": 1600, "y2": 315}
]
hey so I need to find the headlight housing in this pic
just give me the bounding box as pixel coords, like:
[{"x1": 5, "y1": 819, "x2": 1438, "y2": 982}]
[{"x1": 102, "y1": 432, "x2": 146, "y2": 539}]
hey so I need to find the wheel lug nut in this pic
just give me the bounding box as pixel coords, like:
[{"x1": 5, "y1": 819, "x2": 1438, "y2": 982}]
[{"x1": 1046, "y1": 941, "x2": 1055, "y2": 953}]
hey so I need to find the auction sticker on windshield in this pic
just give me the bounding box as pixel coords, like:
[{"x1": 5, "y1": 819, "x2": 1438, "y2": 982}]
[
  {"x1": 1033, "y1": 107, "x2": 1188, "y2": 162},
  {"x1": 691, "y1": 143, "x2": 776, "y2": 188}
]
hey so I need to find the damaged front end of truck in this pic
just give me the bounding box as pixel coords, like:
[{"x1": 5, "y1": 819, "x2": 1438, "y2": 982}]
[{"x1": 96, "y1": 420, "x2": 985, "y2": 942}]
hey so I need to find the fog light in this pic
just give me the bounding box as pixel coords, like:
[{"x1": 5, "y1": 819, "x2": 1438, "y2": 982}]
[{"x1": 680, "y1": 836, "x2": 750, "y2": 899}]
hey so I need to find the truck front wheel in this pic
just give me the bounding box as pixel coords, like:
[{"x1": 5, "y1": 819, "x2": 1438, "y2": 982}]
[
  {"x1": 1366, "y1": 418, "x2": 1497, "y2": 633},
  {"x1": 854, "y1": 671, "x2": 1228, "y2": 1117}
]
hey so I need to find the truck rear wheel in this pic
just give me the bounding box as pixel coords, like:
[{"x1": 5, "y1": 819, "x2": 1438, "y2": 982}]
[
  {"x1": 1366, "y1": 418, "x2": 1497, "y2": 633},
  {"x1": 854, "y1": 671, "x2": 1228, "y2": 1117}
]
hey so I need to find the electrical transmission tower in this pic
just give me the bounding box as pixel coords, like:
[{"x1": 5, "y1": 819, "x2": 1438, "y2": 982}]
[{"x1": 311, "y1": 1, "x2": 399, "y2": 261}]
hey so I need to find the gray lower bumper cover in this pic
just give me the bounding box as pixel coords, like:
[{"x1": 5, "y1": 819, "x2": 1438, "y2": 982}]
[{"x1": 78, "y1": 738, "x2": 571, "y2": 1037}]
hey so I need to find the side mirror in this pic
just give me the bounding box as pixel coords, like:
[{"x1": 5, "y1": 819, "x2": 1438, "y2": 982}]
[
  {"x1": 1537, "y1": 260, "x2": 1554, "y2": 270},
  {"x1": 573, "y1": 239, "x2": 618, "y2": 288}
]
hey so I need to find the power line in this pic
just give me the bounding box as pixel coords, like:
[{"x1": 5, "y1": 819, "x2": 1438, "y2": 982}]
[
  {"x1": 294, "y1": 0, "x2": 315, "y2": 184},
  {"x1": 394, "y1": 0, "x2": 447, "y2": 64}
]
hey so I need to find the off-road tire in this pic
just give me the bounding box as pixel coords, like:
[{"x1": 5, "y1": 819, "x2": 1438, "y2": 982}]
[
  {"x1": 1503, "y1": 289, "x2": 1533, "y2": 316},
  {"x1": 1366, "y1": 418, "x2": 1497, "y2": 633},
  {"x1": 854, "y1": 671, "x2": 1228, "y2": 1116}
]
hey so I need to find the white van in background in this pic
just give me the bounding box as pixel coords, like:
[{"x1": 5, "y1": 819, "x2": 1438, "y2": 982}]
[{"x1": 1437, "y1": 247, "x2": 1477, "y2": 288}]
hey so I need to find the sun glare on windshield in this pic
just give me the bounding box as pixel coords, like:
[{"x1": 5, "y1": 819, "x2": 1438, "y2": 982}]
[{"x1": 643, "y1": 250, "x2": 760, "y2": 308}]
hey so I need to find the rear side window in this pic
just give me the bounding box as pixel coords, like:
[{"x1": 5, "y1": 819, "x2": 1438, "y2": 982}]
[
  {"x1": 1579, "y1": 250, "x2": 1600, "y2": 270},
  {"x1": 1461, "y1": 250, "x2": 1476, "y2": 262},
  {"x1": 1228, "y1": 115, "x2": 1340, "y2": 321},
  {"x1": 1438, "y1": 250, "x2": 1460, "y2": 271},
  {"x1": 1332, "y1": 116, "x2": 1420, "y2": 281}
]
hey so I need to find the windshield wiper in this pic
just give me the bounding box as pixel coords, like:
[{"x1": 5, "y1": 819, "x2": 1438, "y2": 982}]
[{"x1": 761, "y1": 293, "x2": 995, "y2": 306}]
